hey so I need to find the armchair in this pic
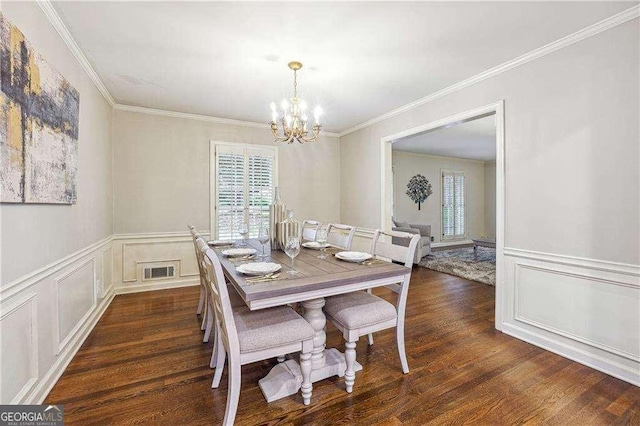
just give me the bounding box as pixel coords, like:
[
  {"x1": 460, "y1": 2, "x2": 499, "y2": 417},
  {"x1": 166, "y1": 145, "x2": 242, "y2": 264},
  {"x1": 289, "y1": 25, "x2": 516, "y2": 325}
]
[{"x1": 391, "y1": 218, "x2": 431, "y2": 263}]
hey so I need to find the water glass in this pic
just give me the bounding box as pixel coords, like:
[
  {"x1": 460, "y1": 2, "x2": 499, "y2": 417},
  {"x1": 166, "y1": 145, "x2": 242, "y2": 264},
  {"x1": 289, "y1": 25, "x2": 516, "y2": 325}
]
[
  {"x1": 284, "y1": 237, "x2": 301, "y2": 275},
  {"x1": 258, "y1": 228, "x2": 270, "y2": 259},
  {"x1": 237, "y1": 222, "x2": 249, "y2": 247},
  {"x1": 315, "y1": 228, "x2": 328, "y2": 259}
]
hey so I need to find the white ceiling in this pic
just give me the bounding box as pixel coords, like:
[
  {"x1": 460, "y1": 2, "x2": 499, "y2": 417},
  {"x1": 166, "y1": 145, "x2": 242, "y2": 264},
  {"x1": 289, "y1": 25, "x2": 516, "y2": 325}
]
[
  {"x1": 392, "y1": 115, "x2": 496, "y2": 161},
  {"x1": 52, "y1": 1, "x2": 634, "y2": 133}
]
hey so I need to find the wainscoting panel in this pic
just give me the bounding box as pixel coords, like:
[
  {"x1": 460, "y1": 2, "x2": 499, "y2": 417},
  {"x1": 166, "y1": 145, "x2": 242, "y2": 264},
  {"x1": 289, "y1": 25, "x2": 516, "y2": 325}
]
[
  {"x1": 0, "y1": 237, "x2": 113, "y2": 404},
  {"x1": 0, "y1": 293, "x2": 38, "y2": 404},
  {"x1": 53, "y1": 259, "x2": 97, "y2": 355},
  {"x1": 112, "y1": 232, "x2": 209, "y2": 294},
  {"x1": 503, "y1": 247, "x2": 640, "y2": 386}
]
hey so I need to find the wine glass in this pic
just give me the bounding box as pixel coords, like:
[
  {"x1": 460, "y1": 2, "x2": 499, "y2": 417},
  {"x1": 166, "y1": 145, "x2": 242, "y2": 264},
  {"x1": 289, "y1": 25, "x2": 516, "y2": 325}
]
[
  {"x1": 284, "y1": 237, "x2": 301, "y2": 275},
  {"x1": 237, "y1": 222, "x2": 249, "y2": 247},
  {"x1": 257, "y1": 227, "x2": 270, "y2": 259},
  {"x1": 315, "y1": 228, "x2": 328, "y2": 259}
]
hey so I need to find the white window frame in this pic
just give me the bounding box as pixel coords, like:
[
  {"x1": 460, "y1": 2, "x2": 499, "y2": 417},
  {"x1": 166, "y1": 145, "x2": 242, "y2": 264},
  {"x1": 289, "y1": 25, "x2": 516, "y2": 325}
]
[
  {"x1": 209, "y1": 141, "x2": 279, "y2": 240},
  {"x1": 441, "y1": 169, "x2": 466, "y2": 241}
]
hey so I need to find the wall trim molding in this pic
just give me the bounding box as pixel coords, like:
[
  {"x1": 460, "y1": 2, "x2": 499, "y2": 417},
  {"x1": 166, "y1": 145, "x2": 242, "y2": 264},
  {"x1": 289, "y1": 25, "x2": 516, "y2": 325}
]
[
  {"x1": 36, "y1": 0, "x2": 116, "y2": 107},
  {"x1": 1, "y1": 236, "x2": 113, "y2": 301},
  {"x1": 115, "y1": 105, "x2": 341, "y2": 138},
  {"x1": 502, "y1": 322, "x2": 640, "y2": 387},
  {"x1": 504, "y1": 247, "x2": 640, "y2": 279},
  {"x1": 112, "y1": 231, "x2": 208, "y2": 241},
  {"x1": 338, "y1": 5, "x2": 640, "y2": 137},
  {"x1": 114, "y1": 278, "x2": 198, "y2": 295},
  {"x1": 26, "y1": 288, "x2": 115, "y2": 404}
]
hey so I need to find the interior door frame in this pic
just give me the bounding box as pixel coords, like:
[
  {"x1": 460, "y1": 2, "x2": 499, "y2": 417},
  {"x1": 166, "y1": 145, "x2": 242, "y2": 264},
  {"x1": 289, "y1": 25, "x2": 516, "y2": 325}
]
[{"x1": 379, "y1": 100, "x2": 505, "y2": 330}]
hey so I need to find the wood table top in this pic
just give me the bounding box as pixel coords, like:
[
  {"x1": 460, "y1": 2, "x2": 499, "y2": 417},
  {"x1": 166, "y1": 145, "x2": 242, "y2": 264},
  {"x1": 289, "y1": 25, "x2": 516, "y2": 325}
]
[{"x1": 213, "y1": 239, "x2": 410, "y2": 309}]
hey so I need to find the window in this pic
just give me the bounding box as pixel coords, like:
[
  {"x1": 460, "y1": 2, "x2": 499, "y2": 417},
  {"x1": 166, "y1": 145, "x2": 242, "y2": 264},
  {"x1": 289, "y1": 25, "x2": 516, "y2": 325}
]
[
  {"x1": 212, "y1": 142, "x2": 277, "y2": 240},
  {"x1": 442, "y1": 170, "x2": 465, "y2": 240}
]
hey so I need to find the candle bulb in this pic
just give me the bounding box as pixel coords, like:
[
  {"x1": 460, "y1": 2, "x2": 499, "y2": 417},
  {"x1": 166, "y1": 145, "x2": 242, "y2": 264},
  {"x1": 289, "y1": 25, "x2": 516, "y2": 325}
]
[{"x1": 314, "y1": 106, "x2": 322, "y2": 125}]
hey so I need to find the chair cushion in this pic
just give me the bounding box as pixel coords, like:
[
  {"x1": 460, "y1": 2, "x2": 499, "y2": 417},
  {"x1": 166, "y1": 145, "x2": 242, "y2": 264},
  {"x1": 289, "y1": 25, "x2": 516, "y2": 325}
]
[
  {"x1": 233, "y1": 306, "x2": 315, "y2": 354},
  {"x1": 325, "y1": 291, "x2": 397, "y2": 330}
]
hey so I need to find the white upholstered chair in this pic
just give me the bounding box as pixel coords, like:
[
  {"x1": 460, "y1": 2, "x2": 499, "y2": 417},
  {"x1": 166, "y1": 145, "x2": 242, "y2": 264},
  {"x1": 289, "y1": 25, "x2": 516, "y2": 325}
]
[
  {"x1": 202, "y1": 249, "x2": 315, "y2": 425},
  {"x1": 301, "y1": 220, "x2": 321, "y2": 242},
  {"x1": 326, "y1": 223, "x2": 356, "y2": 250},
  {"x1": 323, "y1": 229, "x2": 419, "y2": 393}
]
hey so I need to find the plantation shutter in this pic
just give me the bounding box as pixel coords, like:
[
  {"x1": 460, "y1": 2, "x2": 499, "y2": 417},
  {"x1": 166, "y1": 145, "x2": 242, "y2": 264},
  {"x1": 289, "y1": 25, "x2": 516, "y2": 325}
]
[
  {"x1": 247, "y1": 147, "x2": 275, "y2": 238},
  {"x1": 214, "y1": 143, "x2": 277, "y2": 240},
  {"x1": 442, "y1": 171, "x2": 465, "y2": 239}
]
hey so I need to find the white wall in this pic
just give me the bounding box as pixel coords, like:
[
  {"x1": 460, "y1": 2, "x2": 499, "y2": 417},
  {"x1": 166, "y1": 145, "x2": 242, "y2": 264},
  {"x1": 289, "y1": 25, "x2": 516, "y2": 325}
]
[
  {"x1": 484, "y1": 161, "x2": 496, "y2": 238},
  {"x1": 392, "y1": 151, "x2": 486, "y2": 243},
  {"x1": 113, "y1": 110, "x2": 341, "y2": 234},
  {"x1": 0, "y1": 2, "x2": 114, "y2": 404},
  {"x1": 340, "y1": 20, "x2": 640, "y2": 384},
  {"x1": 111, "y1": 110, "x2": 341, "y2": 292}
]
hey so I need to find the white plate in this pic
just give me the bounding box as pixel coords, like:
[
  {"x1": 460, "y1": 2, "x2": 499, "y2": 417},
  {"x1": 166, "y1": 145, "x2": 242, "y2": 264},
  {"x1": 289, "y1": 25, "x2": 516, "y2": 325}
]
[
  {"x1": 302, "y1": 241, "x2": 329, "y2": 250},
  {"x1": 221, "y1": 248, "x2": 256, "y2": 257},
  {"x1": 236, "y1": 263, "x2": 282, "y2": 276},
  {"x1": 208, "y1": 240, "x2": 234, "y2": 246},
  {"x1": 335, "y1": 251, "x2": 372, "y2": 262}
]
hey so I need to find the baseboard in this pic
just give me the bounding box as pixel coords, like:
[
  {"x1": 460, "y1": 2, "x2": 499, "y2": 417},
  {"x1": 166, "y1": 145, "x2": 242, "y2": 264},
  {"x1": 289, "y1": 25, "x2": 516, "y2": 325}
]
[
  {"x1": 114, "y1": 278, "x2": 199, "y2": 295},
  {"x1": 24, "y1": 287, "x2": 116, "y2": 404},
  {"x1": 432, "y1": 239, "x2": 473, "y2": 248},
  {"x1": 502, "y1": 322, "x2": 640, "y2": 387}
]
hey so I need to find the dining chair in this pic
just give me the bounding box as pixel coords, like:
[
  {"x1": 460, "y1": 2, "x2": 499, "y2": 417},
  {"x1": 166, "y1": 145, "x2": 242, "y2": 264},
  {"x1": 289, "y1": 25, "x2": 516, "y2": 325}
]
[
  {"x1": 189, "y1": 225, "x2": 209, "y2": 332},
  {"x1": 301, "y1": 220, "x2": 321, "y2": 242},
  {"x1": 323, "y1": 229, "x2": 419, "y2": 393},
  {"x1": 202, "y1": 249, "x2": 315, "y2": 425},
  {"x1": 326, "y1": 223, "x2": 356, "y2": 250},
  {"x1": 195, "y1": 238, "x2": 245, "y2": 343}
]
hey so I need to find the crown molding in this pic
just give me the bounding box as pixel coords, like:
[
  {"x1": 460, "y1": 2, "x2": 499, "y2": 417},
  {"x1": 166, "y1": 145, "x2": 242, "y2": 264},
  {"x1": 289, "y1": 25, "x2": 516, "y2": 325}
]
[
  {"x1": 114, "y1": 104, "x2": 341, "y2": 138},
  {"x1": 36, "y1": 0, "x2": 116, "y2": 107},
  {"x1": 338, "y1": 5, "x2": 640, "y2": 138}
]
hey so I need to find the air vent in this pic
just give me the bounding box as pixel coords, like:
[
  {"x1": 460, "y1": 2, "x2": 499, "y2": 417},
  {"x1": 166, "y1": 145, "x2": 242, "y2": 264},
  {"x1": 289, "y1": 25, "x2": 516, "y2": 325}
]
[{"x1": 143, "y1": 266, "x2": 175, "y2": 281}]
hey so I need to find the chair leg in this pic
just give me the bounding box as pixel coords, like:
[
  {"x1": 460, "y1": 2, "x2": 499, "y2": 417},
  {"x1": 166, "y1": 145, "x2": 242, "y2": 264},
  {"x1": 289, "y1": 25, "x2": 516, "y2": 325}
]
[
  {"x1": 211, "y1": 333, "x2": 226, "y2": 388},
  {"x1": 344, "y1": 340, "x2": 357, "y2": 393},
  {"x1": 203, "y1": 307, "x2": 214, "y2": 343},
  {"x1": 397, "y1": 323, "x2": 409, "y2": 374},
  {"x1": 300, "y1": 351, "x2": 312, "y2": 405},
  {"x1": 223, "y1": 357, "x2": 241, "y2": 426},
  {"x1": 200, "y1": 293, "x2": 208, "y2": 331},
  {"x1": 210, "y1": 317, "x2": 221, "y2": 368},
  {"x1": 197, "y1": 285, "x2": 205, "y2": 315}
]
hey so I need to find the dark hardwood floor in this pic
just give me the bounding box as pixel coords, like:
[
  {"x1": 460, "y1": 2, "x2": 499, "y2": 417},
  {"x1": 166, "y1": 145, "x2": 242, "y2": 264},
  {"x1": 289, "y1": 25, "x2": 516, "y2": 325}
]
[{"x1": 46, "y1": 268, "x2": 640, "y2": 425}]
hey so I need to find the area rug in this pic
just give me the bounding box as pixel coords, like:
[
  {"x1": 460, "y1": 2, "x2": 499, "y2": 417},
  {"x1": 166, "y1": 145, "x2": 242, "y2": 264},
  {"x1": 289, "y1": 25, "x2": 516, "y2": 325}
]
[{"x1": 419, "y1": 247, "x2": 496, "y2": 286}]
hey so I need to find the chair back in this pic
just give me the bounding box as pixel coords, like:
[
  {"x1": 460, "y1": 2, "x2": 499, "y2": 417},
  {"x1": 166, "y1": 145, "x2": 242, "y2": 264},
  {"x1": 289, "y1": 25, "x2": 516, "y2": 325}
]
[
  {"x1": 301, "y1": 220, "x2": 321, "y2": 242},
  {"x1": 369, "y1": 229, "x2": 419, "y2": 315},
  {"x1": 202, "y1": 248, "x2": 241, "y2": 359},
  {"x1": 190, "y1": 227, "x2": 206, "y2": 284},
  {"x1": 326, "y1": 223, "x2": 356, "y2": 250}
]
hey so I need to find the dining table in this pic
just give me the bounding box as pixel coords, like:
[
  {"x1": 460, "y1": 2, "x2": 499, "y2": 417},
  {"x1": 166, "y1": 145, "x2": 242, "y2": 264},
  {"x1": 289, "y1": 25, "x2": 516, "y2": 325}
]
[{"x1": 212, "y1": 238, "x2": 412, "y2": 402}]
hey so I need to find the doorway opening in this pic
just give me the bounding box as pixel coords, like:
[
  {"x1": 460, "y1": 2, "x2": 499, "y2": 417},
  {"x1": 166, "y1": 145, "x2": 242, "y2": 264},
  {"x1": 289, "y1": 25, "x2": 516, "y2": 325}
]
[{"x1": 380, "y1": 101, "x2": 505, "y2": 329}]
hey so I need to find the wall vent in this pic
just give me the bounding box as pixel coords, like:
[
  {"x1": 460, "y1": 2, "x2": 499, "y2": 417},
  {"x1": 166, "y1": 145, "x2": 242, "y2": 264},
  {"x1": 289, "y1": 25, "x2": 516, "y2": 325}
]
[{"x1": 143, "y1": 265, "x2": 175, "y2": 281}]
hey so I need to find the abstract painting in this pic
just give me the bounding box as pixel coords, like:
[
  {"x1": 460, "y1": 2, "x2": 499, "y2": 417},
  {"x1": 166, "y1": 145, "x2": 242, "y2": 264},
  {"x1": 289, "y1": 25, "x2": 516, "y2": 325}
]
[{"x1": 0, "y1": 14, "x2": 80, "y2": 204}]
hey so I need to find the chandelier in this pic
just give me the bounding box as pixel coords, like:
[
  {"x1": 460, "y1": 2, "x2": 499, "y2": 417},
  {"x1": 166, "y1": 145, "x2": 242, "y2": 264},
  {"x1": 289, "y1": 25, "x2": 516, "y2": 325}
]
[{"x1": 270, "y1": 61, "x2": 322, "y2": 144}]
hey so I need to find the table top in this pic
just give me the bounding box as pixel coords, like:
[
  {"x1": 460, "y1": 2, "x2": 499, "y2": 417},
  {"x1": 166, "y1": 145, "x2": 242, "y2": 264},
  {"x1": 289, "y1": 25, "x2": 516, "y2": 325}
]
[
  {"x1": 471, "y1": 237, "x2": 496, "y2": 245},
  {"x1": 213, "y1": 239, "x2": 411, "y2": 310}
]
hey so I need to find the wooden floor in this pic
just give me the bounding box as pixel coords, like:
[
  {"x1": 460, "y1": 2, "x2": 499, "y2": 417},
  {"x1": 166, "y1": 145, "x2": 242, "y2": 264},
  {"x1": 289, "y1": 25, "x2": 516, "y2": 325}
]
[{"x1": 46, "y1": 267, "x2": 640, "y2": 425}]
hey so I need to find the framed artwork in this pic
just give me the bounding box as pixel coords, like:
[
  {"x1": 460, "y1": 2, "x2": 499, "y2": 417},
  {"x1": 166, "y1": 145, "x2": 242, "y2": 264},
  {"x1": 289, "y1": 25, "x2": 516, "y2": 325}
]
[{"x1": 1, "y1": 14, "x2": 80, "y2": 204}]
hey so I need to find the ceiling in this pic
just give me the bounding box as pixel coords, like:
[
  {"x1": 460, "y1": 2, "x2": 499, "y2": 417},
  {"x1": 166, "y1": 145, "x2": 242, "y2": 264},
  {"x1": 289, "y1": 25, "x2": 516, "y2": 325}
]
[
  {"x1": 52, "y1": 2, "x2": 635, "y2": 133},
  {"x1": 392, "y1": 115, "x2": 496, "y2": 161}
]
